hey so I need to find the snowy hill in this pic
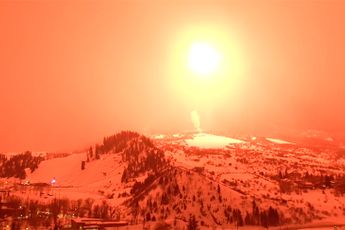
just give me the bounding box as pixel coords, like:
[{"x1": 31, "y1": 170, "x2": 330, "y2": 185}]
[{"x1": 2, "y1": 131, "x2": 345, "y2": 229}]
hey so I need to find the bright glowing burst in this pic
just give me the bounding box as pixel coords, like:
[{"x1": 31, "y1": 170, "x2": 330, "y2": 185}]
[
  {"x1": 188, "y1": 42, "x2": 221, "y2": 76},
  {"x1": 168, "y1": 24, "x2": 246, "y2": 107}
]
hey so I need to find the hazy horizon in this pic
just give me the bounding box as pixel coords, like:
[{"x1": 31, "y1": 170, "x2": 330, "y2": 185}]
[{"x1": 1, "y1": 1, "x2": 345, "y2": 152}]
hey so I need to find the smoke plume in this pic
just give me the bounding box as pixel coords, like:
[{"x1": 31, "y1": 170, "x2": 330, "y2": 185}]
[{"x1": 190, "y1": 110, "x2": 202, "y2": 133}]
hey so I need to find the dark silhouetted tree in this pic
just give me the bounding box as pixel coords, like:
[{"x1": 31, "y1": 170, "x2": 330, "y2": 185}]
[{"x1": 187, "y1": 215, "x2": 199, "y2": 230}]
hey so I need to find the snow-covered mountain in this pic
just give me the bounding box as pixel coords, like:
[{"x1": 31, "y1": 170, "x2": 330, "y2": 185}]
[{"x1": 1, "y1": 131, "x2": 345, "y2": 229}]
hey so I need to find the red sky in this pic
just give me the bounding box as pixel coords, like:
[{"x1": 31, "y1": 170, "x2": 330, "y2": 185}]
[{"x1": 1, "y1": 1, "x2": 345, "y2": 152}]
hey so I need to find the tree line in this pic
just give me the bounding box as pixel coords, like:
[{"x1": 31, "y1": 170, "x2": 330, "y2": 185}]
[
  {"x1": 86, "y1": 131, "x2": 140, "y2": 161},
  {"x1": 0, "y1": 151, "x2": 43, "y2": 179}
]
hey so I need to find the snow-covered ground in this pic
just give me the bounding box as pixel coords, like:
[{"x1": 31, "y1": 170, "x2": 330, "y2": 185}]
[
  {"x1": 185, "y1": 133, "x2": 245, "y2": 148},
  {"x1": 157, "y1": 132, "x2": 345, "y2": 226},
  {"x1": 22, "y1": 153, "x2": 127, "y2": 204},
  {"x1": 2, "y1": 131, "x2": 345, "y2": 228},
  {"x1": 266, "y1": 137, "x2": 295, "y2": 145}
]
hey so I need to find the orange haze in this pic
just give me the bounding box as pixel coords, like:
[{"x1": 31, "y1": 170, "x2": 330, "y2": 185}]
[{"x1": 1, "y1": 1, "x2": 345, "y2": 152}]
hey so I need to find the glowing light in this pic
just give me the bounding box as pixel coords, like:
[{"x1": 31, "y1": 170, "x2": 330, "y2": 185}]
[
  {"x1": 168, "y1": 24, "x2": 246, "y2": 108},
  {"x1": 188, "y1": 42, "x2": 221, "y2": 76}
]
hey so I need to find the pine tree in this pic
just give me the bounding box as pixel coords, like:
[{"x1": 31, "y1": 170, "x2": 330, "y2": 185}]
[
  {"x1": 146, "y1": 212, "x2": 151, "y2": 221},
  {"x1": 245, "y1": 211, "x2": 252, "y2": 225},
  {"x1": 187, "y1": 215, "x2": 199, "y2": 230},
  {"x1": 121, "y1": 168, "x2": 128, "y2": 183},
  {"x1": 268, "y1": 206, "x2": 280, "y2": 226},
  {"x1": 252, "y1": 200, "x2": 260, "y2": 225},
  {"x1": 89, "y1": 146, "x2": 93, "y2": 160},
  {"x1": 260, "y1": 211, "x2": 268, "y2": 228}
]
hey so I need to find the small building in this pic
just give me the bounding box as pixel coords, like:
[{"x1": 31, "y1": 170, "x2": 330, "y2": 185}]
[
  {"x1": 0, "y1": 190, "x2": 10, "y2": 200},
  {"x1": 71, "y1": 218, "x2": 128, "y2": 229},
  {"x1": 192, "y1": 166, "x2": 204, "y2": 174},
  {"x1": 0, "y1": 204, "x2": 16, "y2": 218},
  {"x1": 297, "y1": 181, "x2": 314, "y2": 190}
]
